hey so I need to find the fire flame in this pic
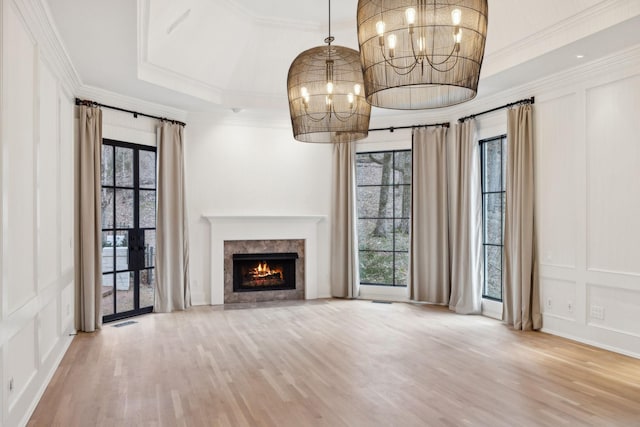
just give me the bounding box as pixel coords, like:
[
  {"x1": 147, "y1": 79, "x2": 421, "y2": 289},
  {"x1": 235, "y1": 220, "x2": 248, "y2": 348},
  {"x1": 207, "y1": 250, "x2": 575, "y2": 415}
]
[{"x1": 251, "y1": 261, "x2": 280, "y2": 278}]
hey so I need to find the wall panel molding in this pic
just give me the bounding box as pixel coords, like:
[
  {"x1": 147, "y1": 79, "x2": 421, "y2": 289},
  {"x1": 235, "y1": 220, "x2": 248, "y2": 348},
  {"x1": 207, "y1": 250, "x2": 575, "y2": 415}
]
[
  {"x1": 1, "y1": 2, "x2": 79, "y2": 424},
  {"x1": 534, "y1": 56, "x2": 640, "y2": 358},
  {"x1": 585, "y1": 74, "x2": 640, "y2": 275}
]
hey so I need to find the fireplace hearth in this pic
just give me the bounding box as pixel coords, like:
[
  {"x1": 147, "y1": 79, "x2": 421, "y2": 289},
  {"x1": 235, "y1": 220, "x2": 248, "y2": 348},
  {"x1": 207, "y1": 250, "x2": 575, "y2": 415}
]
[{"x1": 233, "y1": 252, "x2": 298, "y2": 292}]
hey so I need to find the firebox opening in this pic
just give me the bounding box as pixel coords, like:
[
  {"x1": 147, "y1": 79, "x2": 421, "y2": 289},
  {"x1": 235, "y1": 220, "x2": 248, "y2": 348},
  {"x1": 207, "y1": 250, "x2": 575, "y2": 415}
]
[{"x1": 232, "y1": 252, "x2": 298, "y2": 292}]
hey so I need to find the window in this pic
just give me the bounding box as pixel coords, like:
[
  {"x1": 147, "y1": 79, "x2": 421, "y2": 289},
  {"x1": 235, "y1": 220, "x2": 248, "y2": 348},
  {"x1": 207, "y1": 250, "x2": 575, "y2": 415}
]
[
  {"x1": 356, "y1": 150, "x2": 411, "y2": 286},
  {"x1": 480, "y1": 135, "x2": 507, "y2": 301}
]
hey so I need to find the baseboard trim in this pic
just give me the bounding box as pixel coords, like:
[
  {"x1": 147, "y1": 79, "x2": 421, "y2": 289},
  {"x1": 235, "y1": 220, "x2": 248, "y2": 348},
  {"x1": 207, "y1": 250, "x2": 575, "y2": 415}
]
[
  {"x1": 17, "y1": 333, "x2": 75, "y2": 427},
  {"x1": 541, "y1": 327, "x2": 640, "y2": 360}
]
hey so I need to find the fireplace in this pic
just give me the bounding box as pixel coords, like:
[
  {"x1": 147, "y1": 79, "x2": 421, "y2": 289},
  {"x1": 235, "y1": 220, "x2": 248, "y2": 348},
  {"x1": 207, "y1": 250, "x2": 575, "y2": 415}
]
[
  {"x1": 223, "y1": 239, "x2": 305, "y2": 304},
  {"x1": 233, "y1": 252, "x2": 298, "y2": 292}
]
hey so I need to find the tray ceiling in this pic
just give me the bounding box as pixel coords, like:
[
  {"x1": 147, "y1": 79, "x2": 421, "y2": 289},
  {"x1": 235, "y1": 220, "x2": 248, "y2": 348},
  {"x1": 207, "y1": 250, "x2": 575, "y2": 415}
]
[{"x1": 45, "y1": 0, "x2": 640, "y2": 115}]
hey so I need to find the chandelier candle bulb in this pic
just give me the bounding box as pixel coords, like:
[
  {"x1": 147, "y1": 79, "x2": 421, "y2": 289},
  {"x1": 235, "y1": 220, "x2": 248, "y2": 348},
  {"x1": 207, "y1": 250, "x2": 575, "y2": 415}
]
[
  {"x1": 406, "y1": 8, "x2": 416, "y2": 25},
  {"x1": 418, "y1": 37, "x2": 425, "y2": 52},
  {"x1": 388, "y1": 34, "x2": 397, "y2": 57},
  {"x1": 451, "y1": 8, "x2": 462, "y2": 25}
]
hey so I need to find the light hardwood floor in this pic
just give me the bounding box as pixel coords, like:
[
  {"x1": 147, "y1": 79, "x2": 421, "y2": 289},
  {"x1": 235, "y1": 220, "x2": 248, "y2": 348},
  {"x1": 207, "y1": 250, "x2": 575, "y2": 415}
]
[{"x1": 29, "y1": 299, "x2": 640, "y2": 426}]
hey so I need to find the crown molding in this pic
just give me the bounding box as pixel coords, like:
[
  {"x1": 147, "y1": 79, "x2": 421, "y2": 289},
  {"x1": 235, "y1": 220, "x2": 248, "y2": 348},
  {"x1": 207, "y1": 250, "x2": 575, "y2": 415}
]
[
  {"x1": 12, "y1": 0, "x2": 187, "y2": 122},
  {"x1": 502, "y1": 43, "x2": 640, "y2": 105},
  {"x1": 76, "y1": 84, "x2": 188, "y2": 122},
  {"x1": 12, "y1": 0, "x2": 81, "y2": 95},
  {"x1": 136, "y1": 60, "x2": 224, "y2": 105},
  {"x1": 483, "y1": 0, "x2": 640, "y2": 78}
]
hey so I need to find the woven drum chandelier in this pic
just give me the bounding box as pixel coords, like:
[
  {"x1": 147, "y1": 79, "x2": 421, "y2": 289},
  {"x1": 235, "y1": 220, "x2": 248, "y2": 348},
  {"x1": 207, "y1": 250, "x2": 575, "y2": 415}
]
[
  {"x1": 287, "y1": 1, "x2": 371, "y2": 143},
  {"x1": 357, "y1": 0, "x2": 488, "y2": 109}
]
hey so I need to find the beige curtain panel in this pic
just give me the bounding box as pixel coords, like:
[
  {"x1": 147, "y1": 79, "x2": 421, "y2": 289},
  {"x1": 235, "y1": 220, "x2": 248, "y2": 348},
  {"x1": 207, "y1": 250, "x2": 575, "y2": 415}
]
[
  {"x1": 448, "y1": 120, "x2": 483, "y2": 314},
  {"x1": 330, "y1": 142, "x2": 360, "y2": 298},
  {"x1": 155, "y1": 122, "x2": 191, "y2": 312},
  {"x1": 74, "y1": 105, "x2": 103, "y2": 332},
  {"x1": 503, "y1": 104, "x2": 542, "y2": 330},
  {"x1": 410, "y1": 127, "x2": 450, "y2": 303}
]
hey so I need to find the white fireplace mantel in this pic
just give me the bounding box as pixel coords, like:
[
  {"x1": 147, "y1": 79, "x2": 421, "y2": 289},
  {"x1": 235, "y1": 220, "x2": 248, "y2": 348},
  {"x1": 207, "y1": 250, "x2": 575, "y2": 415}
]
[{"x1": 203, "y1": 214, "x2": 326, "y2": 305}]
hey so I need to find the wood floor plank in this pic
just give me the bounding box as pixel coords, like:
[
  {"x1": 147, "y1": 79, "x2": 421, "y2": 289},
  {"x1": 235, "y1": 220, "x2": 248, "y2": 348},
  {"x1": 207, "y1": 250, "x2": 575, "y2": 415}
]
[{"x1": 28, "y1": 299, "x2": 640, "y2": 426}]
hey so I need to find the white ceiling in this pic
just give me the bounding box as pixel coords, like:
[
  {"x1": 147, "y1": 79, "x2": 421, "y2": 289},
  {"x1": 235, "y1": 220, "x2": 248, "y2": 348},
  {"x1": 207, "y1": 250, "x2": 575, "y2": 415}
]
[{"x1": 45, "y1": 0, "x2": 640, "y2": 117}]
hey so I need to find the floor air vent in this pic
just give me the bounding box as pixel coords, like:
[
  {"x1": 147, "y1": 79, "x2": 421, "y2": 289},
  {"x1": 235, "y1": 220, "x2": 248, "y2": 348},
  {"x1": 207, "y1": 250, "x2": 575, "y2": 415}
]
[
  {"x1": 113, "y1": 320, "x2": 138, "y2": 328},
  {"x1": 372, "y1": 300, "x2": 392, "y2": 304}
]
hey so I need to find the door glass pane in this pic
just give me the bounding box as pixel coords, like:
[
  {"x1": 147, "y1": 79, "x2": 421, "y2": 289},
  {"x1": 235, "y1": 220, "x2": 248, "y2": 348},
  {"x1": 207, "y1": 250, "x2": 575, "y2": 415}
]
[
  {"x1": 101, "y1": 188, "x2": 114, "y2": 229},
  {"x1": 140, "y1": 269, "x2": 155, "y2": 308},
  {"x1": 139, "y1": 190, "x2": 156, "y2": 228},
  {"x1": 144, "y1": 230, "x2": 156, "y2": 268},
  {"x1": 115, "y1": 272, "x2": 135, "y2": 313},
  {"x1": 115, "y1": 147, "x2": 134, "y2": 187},
  {"x1": 139, "y1": 150, "x2": 156, "y2": 189},
  {"x1": 115, "y1": 230, "x2": 129, "y2": 271},
  {"x1": 101, "y1": 231, "x2": 114, "y2": 273},
  {"x1": 101, "y1": 145, "x2": 114, "y2": 186},
  {"x1": 115, "y1": 189, "x2": 134, "y2": 228},
  {"x1": 102, "y1": 273, "x2": 115, "y2": 316}
]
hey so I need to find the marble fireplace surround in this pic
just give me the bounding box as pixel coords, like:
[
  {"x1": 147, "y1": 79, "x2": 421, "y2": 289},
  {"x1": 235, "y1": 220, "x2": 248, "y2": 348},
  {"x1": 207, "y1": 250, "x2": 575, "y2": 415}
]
[{"x1": 204, "y1": 215, "x2": 325, "y2": 305}]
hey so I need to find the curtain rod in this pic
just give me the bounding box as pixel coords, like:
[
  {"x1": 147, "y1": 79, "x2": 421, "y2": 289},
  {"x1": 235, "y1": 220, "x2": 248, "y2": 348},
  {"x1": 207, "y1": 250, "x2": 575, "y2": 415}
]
[
  {"x1": 369, "y1": 122, "x2": 450, "y2": 133},
  {"x1": 75, "y1": 98, "x2": 186, "y2": 127},
  {"x1": 458, "y1": 96, "x2": 535, "y2": 123}
]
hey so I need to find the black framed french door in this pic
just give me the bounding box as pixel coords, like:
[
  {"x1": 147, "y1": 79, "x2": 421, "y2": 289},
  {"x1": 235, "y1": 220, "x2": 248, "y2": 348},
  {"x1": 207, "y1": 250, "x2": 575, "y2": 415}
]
[{"x1": 100, "y1": 139, "x2": 157, "y2": 322}]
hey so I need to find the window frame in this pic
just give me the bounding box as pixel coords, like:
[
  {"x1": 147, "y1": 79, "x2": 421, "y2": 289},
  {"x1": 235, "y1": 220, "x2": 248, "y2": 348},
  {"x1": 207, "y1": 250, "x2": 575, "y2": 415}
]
[
  {"x1": 356, "y1": 149, "x2": 411, "y2": 287},
  {"x1": 480, "y1": 134, "x2": 507, "y2": 302}
]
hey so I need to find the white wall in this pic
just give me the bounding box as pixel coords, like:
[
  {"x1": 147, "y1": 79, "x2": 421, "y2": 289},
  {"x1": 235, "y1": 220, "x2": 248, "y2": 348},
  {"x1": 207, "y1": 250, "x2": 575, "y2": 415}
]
[
  {"x1": 0, "y1": 0, "x2": 75, "y2": 425},
  {"x1": 531, "y1": 47, "x2": 640, "y2": 358},
  {"x1": 101, "y1": 108, "x2": 158, "y2": 147},
  {"x1": 185, "y1": 116, "x2": 333, "y2": 304}
]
